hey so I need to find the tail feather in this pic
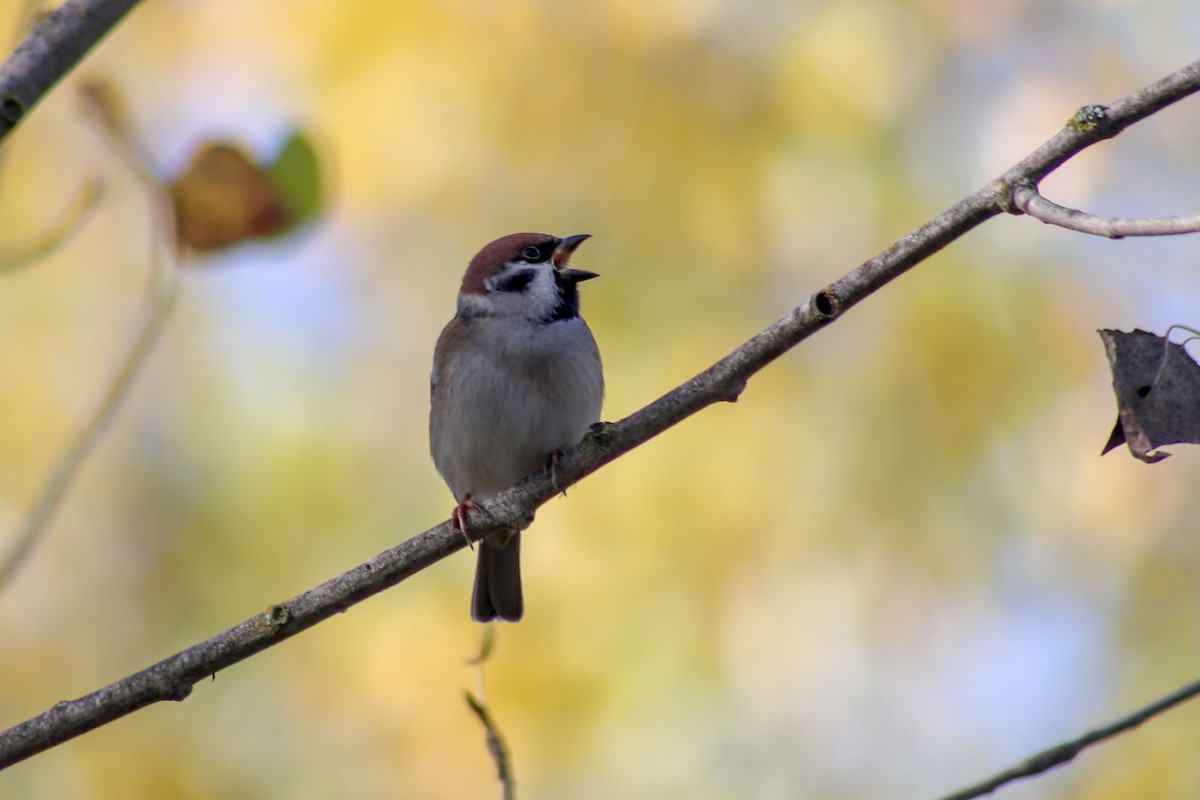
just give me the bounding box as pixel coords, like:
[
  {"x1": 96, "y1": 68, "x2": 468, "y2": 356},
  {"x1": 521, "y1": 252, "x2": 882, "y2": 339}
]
[{"x1": 471, "y1": 532, "x2": 523, "y2": 622}]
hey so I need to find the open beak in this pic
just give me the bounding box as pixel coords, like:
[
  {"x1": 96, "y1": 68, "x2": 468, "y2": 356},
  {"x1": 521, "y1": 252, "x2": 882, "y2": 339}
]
[{"x1": 552, "y1": 234, "x2": 598, "y2": 282}]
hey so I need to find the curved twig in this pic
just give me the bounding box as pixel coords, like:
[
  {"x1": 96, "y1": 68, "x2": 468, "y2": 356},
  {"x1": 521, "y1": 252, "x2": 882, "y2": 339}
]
[
  {"x1": 934, "y1": 678, "x2": 1200, "y2": 800},
  {"x1": 0, "y1": 81, "x2": 178, "y2": 593},
  {"x1": 0, "y1": 236, "x2": 178, "y2": 592},
  {"x1": 0, "y1": 176, "x2": 104, "y2": 270},
  {"x1": 1, "y1": 58, "x2": 1198, "y2": 771},
  {"x1": 465, "y1": 692, "x2": 516, "y2": 800},
  {"x1": 1011, "y1": 185, "x2": 1200, "y2": 238}
]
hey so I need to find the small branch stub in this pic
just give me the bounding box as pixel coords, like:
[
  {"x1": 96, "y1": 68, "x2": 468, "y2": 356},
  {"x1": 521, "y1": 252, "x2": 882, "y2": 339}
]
[
  {"x1": 267, "y1": 605, "x2": 290, "y2": 627},
  {"x1": 1068, "y1": 103, "x2": 1111, "y2": 134},
  {"x1": 0, "y1": 94, "x2": 24, "y2": 127},
  {"x1": 155, "y1": 674, "x2": 193, "y2": 703},
  {"x1": 814, "y1": 288, "x2": 838, "y2": 318}
]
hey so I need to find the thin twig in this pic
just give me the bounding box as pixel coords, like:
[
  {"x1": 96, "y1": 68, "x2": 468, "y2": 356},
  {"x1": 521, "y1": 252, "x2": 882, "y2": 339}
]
[
  {"x1": 1011, "y1": 185, "x2": 1200, "y2": 238},
  {"x1": 0, "y1": 176, "x2": 104, "y2": 270},
  {"x1": 934, "y1": 678, "x2": 1200, "y2": 800},
  {"x1": 465, "y1": 692, "x2": 517, "y2": 800},
  {"x1": 0, "y1": 57, "x2": 1198, "y2": 773},
  {"x1": 0, "y1": 85, "x2": 176, "y2": 593},
  {"x1": 465, "y1": 627, "x2": 514, "y2": 797},
  {"x1": 0, "y1": 244, "x2": 178, "y2": 591},
  {"x1": 0, "y1": 0, "x2": 143, "y2": 142},
  {"x1": 1148, "y1": 324, "x2": 1200, "y2": 394},
  {"x1": 466, "y1": 625, "x2": 497, "y2": 668}
]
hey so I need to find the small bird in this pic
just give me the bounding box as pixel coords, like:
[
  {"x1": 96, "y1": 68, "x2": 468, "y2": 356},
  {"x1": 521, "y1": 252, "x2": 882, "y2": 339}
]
[{"x1": 430, "y1": 232, "x2": 604, "y2": 622}]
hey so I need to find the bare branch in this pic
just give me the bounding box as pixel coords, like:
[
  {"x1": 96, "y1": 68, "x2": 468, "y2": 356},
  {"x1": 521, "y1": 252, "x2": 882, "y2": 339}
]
[
  {"x1": 465, "y1": 627, "x2": 515, "y2": 796},
  {"x1": 0, "y1": 176, "x2": 104, "y2": 270},
  {"x1": 0, "y1": 91, "x2": 178, "y2": 593},
  {"x1": 0, "y1": 529, "x2": 464, "y2": 769},
  {"x1": 465, "y1": 692, "x2": 517, "y2": 800},
  {"x1": 1012, "y1": 185, "x2": 1200, "y2": 238},
  {"x1": 0, "y1": 259, "x2": 178, "y2": 591},
  {"x1": 1, "y1": 57, "x2": 1199, "y2": 773},
  {"x1": 934, "y1": 678, "x2": 1200, "y2": 800},
  {"x1": 0, "y1": 0, "x2": 143, "y2": 143}
]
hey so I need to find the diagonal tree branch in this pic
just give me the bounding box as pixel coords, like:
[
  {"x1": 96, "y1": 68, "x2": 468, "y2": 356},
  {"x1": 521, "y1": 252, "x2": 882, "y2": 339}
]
[
  {"x1": 0, "y1": 0, "x2": 143, "y2": 143},
  {"x1": 934, "y1": 677, "x2": 1200, "y2": 800},
  {"x1": 1, "y1": 58, "x2": 1199, "y2": 773}
]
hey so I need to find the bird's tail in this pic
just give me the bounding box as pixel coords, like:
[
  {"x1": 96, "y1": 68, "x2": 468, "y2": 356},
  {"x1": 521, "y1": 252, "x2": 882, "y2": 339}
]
[{"x1": 471, "y1": 531, "x2": 523, "y2": 622}]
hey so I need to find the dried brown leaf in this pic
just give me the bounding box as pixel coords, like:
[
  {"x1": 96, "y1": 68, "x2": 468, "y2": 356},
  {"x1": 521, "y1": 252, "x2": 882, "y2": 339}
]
[
  {"x1": 1099, "y1": 329, "x2": 1200, "y2": 463},
  {"x1": 169, "y1": 143, "x2": 291, "y2": 253}
]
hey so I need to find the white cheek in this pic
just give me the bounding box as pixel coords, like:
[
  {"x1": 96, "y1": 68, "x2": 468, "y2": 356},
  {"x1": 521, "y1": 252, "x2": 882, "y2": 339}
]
[
  {"x1": 481, "y1": 264, "x2": 560, "y2": 319},
  {"x1": 523, "y1": 268, "x2": 561, "y2": 310}
]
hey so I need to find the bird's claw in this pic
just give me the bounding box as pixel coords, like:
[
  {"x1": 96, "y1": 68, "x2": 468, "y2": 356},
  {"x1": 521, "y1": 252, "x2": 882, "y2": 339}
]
[
  {"x1": 452, "y1": 494, "x2": 480, "y2": 550},
  {"x1": 547, "y1": 449, "x2": 567, "y2": 497}
]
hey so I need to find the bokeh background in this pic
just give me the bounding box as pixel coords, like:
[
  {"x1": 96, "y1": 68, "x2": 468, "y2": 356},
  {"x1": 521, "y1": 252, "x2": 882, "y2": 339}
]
[{"x1": 2, "y1": 0, "x2": 1200, "y2": 798}]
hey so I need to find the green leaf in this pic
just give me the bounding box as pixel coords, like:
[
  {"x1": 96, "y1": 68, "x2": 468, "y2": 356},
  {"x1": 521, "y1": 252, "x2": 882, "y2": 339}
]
[{"x1": 268, "y1": 130, "x2": 324, "y2": 226}]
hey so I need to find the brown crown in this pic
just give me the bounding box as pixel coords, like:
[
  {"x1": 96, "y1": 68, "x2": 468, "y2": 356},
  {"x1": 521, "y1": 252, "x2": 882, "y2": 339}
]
[{"x1": 460, "y1": 232, "x2": 559, "y2": 295}]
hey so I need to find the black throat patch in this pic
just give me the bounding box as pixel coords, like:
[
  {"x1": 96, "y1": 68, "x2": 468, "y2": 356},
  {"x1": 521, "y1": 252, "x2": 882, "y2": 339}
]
[{"x1": 543, "y1": 275, "x2": 581, "y2": 323}]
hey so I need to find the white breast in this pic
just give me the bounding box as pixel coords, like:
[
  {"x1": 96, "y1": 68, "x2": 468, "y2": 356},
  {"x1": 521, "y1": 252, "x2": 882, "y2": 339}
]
[{"x1": 430, "y1": 314, "x2": 604, "y2": 500}]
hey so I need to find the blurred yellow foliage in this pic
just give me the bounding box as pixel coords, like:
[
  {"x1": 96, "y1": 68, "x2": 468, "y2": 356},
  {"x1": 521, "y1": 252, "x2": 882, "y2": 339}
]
[{"x1": 1, "y1": 0, "x2": 1200, "y2": 798}]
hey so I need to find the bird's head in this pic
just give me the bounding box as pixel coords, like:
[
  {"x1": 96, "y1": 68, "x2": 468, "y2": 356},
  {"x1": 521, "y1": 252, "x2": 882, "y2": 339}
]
[{"x1": 458, "y1": 233, "x2": 597, "y2": 323}]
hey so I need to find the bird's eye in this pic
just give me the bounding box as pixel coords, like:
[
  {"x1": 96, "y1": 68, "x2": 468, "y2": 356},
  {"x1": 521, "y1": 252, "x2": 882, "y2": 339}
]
[{"x1": 519, "y1": 245, "x2": 542, "y2": 261}]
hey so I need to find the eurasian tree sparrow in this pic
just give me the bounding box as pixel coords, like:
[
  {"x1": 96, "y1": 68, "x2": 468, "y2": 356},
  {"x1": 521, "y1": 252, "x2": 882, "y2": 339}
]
[{"x1": 430, "y1": 233, "x2": 604, "y2": 622}]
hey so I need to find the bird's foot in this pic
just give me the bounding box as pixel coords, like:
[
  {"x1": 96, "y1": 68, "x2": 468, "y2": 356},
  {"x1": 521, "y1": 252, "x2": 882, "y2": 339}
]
[
  {"x1": 452, "y1": 494, "x2": 480, "y2": 550},
  {"x1": 547, "y1": 449, "x2": 567, "y2": 497}
]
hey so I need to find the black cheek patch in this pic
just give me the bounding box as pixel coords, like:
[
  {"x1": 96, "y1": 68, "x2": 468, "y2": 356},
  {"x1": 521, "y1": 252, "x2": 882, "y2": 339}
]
[{"x1": 493, "y1": 270, "x2": 535, "y2": 293}]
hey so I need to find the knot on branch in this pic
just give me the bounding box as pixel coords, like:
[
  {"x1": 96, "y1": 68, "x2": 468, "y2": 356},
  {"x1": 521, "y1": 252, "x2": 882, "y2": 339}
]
[
  {"x1": 1022, "y1": 742, "x2": 1079, "y2": 772},
  {"x1": 266, "y1": 604, "x2": 291, "y2": 628},
  {"x1": 1067, "y1": 103, "x2": 1112, "y2": 135},
  {"x1": 813, "y1": 288, "x2": 839, "y2": 318},
  {"x1": 996, "y1": 178, "x2": 1032, "y2": 215},
  {"x1": 585, "y1": 421, "x2": 616, "y2": 446},
  {"x1": 151, "y1": 672, "x2": 194, "y2": 703},
  {"x1": 0, "y1": 94, "x2": 25, "y2": 127}
]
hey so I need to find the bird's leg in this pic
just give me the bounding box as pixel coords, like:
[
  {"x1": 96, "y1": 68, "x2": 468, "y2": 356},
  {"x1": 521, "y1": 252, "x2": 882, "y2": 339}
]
[
  {"x1": 547, "y1": 449, "x2": 567, "y2": 497},
  {"x1": 452, "y1": 493, "x2": 480, "y2": 550}
]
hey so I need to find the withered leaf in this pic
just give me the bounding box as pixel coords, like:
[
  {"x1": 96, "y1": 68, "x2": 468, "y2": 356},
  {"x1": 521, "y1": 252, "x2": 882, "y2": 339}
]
[
  {"x1": 1099, "y1": 328, "x2": 1200, "y2": 463},
  {"x1": 169, "y1": 143, "x2": 292, "y2": 252}
]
